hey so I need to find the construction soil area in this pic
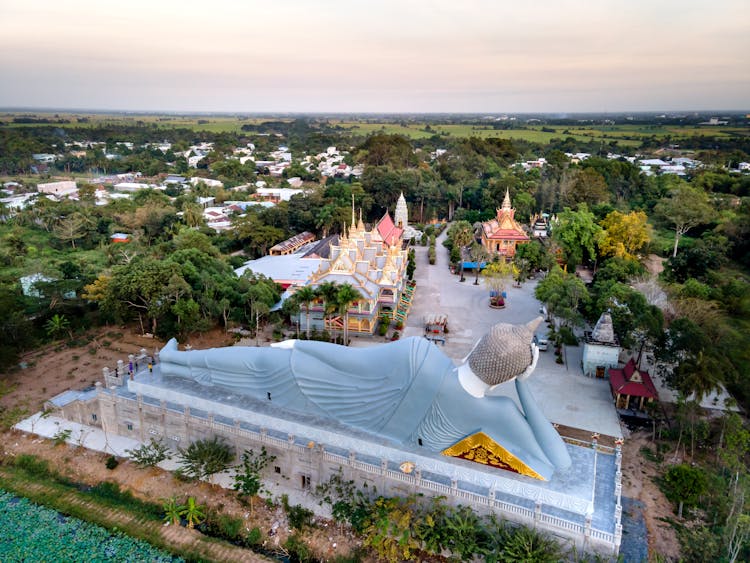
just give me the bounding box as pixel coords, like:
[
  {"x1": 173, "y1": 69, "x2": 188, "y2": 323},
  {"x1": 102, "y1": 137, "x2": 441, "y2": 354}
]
[
  {"x1": 2, "y1": 326, "x2": 681, "y2": 561},
  {"x1": 621, "y1": 431, "x2": 681, "y2": 560}
]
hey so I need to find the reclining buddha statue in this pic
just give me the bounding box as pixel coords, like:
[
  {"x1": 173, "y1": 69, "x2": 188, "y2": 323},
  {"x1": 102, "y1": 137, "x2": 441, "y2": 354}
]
[{"x1": 158, "y1": 317, "x2": 571, "y2": 480}]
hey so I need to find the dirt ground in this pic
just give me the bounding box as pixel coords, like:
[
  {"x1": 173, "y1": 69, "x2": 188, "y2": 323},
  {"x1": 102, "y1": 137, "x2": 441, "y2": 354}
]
[
  {"x1": 1, "y1": 327, "x2": 234, "y2": 416},
  {"x1": 621, "y1": 431, "x2": 681, "y2": 561}
]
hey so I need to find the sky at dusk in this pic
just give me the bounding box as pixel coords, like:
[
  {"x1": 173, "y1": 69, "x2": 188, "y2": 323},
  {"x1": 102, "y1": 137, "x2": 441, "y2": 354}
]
[{"x1": 0, "y1": 0, "x2": 748, "y2": 113}]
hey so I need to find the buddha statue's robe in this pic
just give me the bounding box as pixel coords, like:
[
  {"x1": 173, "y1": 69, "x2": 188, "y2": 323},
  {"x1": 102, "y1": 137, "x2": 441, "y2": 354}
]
[{"x1": 158, "y1": 337, "x2": 571, "y2": 479}]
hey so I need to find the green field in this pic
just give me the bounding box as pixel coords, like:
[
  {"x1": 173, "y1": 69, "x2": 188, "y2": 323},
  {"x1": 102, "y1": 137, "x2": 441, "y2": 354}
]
[
  {"x1": 329, "y1": 120, "x2": 750, "y2": 146},
  {"x1": 2, "y1": 112, "x2": 748, "y2": 146},
  {"x1": 0, "y1": 113, "x2": 276, "y2": 133}
]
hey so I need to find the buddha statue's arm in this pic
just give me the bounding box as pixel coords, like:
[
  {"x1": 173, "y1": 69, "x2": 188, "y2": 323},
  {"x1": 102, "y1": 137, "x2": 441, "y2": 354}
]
[{"x1": 515, "y1": 377, "x2": 572, "y2": 471}]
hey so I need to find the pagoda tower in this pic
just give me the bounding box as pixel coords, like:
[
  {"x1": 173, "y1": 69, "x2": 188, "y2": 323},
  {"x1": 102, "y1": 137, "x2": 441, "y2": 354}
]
[{"x1": 394, "y1": 192, "x2": 408, "y2": 228}]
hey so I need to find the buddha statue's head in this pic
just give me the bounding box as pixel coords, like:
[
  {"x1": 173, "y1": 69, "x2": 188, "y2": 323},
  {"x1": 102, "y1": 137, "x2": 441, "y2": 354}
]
[{"x1": 467, "y1": 317, "x2": 542, "y2": 386}]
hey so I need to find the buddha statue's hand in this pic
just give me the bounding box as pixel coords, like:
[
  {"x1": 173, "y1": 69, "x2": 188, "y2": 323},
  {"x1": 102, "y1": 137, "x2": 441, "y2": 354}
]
[
  {"x1": 270, "y1": 339, "x2": 297, "y2": 349},
  {"x1": 517, "y1": 343, "x2": 539, "y2": 381}
]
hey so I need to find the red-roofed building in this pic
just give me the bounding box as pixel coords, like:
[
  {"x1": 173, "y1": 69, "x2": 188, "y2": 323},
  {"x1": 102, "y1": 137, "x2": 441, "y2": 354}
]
[
  {"x1": 609, "y1": 359, "x2": 658, "y2": 411},
  {"x1": 480, "y1": 189, "x2": 529, "y2": 260},
  {"x1": 375, "y1": 212, "x2": 404, "y2": 247}
]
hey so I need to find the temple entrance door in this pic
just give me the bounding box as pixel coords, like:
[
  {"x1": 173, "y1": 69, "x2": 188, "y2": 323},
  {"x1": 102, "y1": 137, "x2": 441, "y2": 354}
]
[{"x1": 595, "y1": 366, "x2": 606, "y2": 379}]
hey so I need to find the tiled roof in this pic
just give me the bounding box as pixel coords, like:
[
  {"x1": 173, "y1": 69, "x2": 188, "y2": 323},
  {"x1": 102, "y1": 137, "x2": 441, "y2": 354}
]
[{"x1": 609, "y1": 359, "x2": 657, "y2": 399}]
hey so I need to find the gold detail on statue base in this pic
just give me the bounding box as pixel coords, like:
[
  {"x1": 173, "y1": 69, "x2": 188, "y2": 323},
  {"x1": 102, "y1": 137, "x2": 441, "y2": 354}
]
[{"x1": 442, "y1": 431, "x2": 545, "y2": 480}]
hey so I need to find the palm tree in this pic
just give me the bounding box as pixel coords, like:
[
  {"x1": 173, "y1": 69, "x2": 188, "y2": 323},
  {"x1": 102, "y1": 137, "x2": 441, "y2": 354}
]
[
  {"x1": 294, "y1": 285, "x2": 317, "y2": 339},
  {"x1": 676, "y1": 350, "x2": 723, "y2": 402},
  {"x1": 180, "y1": 496, "x2": 205, "y2": 529},
  {"x1": 181, "y1": 202, "x2": 205, "y2": 227},
  {"x1": 45, "y1": 314, "x2": 71, "y2": 340},
  {"x1": 162, "y1": 495, "x2": 185, "y2": 526},
  {"x1": 448, "y1": 220, "x2": 474, "y2": 282},
  {"x1": 336, "y1": 283, "x2": 360, "y2": 345},
  {"x1": 468, "y1": 243, "x2": 489, "y2": 285},
  {"x1": 316, "y1": 281, "x2": 340, "y2": 341}
]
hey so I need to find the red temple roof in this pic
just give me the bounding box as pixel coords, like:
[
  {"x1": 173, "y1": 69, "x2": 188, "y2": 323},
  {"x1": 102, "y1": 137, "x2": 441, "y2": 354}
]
[
  {"x1": 609, "y1": 359, "x2": 658, "y2": 399},
  {"x1": 376, "y1": 212, "x2": 403, "y2": 246}
]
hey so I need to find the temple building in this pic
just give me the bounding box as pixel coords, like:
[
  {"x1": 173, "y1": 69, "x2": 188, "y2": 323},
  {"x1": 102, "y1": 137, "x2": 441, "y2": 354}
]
[
  {"x1": 480, "y1": 189, "x2": 530, "y2": 259},
  {"x1": 609, "y1": 359, "x2": 658, "y2": 411},
  {"x1": 294, "y1": 208, "x2": 410, "y2": 336},
  {"x1": 582, "y1": 313, "x2": 621, "y2": 378}
]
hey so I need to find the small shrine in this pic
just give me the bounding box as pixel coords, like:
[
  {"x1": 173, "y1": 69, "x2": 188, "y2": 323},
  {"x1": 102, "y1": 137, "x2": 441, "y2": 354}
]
[
  {"x1": 530, "y1": 213, "x2": 550, "y2": 238},
  {"x1": 582, "y1": 313, "x2": 620, "y2": 378},
  {"x1": 609, "y1": 359, "x2": 658, "y2": 411},
  {"x1": 480, "y1": 189, "x2": 529, "y2": 260}
]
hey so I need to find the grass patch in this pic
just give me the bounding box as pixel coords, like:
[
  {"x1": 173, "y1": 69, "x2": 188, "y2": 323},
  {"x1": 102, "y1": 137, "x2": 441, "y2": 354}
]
[
  {"x1": 0, "y1": 405, "x2": 30, "y2": 431},
  {"x1": 639, "y1": 445, "x2": 664, "y2": 463}
]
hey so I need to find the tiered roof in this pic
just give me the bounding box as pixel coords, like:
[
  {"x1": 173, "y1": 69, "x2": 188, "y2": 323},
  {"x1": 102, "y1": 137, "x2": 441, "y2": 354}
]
[
  {"x1": 609, "y1": 359, "x2": 658, "y2": 399},
  {"x1": 308, "y1": 211, "x2": 407, "y2": 299},
  {"x1": 481, "y1": 189, "x2": 530, "y2": 242}
]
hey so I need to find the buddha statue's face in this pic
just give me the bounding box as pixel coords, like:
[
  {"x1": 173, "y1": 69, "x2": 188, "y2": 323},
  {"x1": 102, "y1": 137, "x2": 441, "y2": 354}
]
[{"x1": 467, "y1": 317, "x2": 542, "y2": 386}]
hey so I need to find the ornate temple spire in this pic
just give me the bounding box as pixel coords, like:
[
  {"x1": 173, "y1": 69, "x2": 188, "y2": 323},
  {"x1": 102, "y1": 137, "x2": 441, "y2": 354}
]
[
  {"x1": 351, "y1": 194, "x2": 356, "y2": 229},
  {"x1": 395, "y1": 191, "x2": 408, "y2": 228},
  {"x1": 358, "y1": 208, "x2": 365, "y2": 231},
  {"x1": 502, "y1": 188, "x2": 512, "y2": 211}
]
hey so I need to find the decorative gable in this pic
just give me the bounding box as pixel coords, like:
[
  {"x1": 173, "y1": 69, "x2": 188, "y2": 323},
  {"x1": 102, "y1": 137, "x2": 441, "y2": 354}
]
[{"x1": 442, "y1": 431, "x2": 544, "y2": 480}]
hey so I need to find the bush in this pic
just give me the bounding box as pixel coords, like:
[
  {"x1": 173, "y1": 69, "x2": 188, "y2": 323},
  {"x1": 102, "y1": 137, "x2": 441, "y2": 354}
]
[
  {"x1": 378, "y1": 322, "x2": 389, "y2": 337},
  {"x1": 282, "y1": 494, "x2": 314, "y2": 531},
  {"x1": 126, "y1": 438, "x2": 170, "y2": 467},
  {"x1": 52, "y1": 428, "x2": 72, "y2": 446},
  {"x1": 284, "y1": 533, "x2": 314, "y2": 562},
  {"x1": 87, "y1": 481, "x2": 161, "y2": 518},
  {"x1": 557, "y1": 326, "x2": 578, "y2": 346},
  {"x1": 177, "y1": 436, "x2": 234, "y2": 480},
  {"x1": 499, "y1": 526, "x2": 561, "y2": 562},
  {"x1": 105, "y1": 455, "x2": 119, "y2": 470},
  {"x1": 246, "y1": 526, "x2": 262, "y2": 545},
  {"x1": 216, "y1": 513, "x2": 243, "y2": 539},
  {"x1": 14, "y1": 454, "x2": 51, "y2": 477}
]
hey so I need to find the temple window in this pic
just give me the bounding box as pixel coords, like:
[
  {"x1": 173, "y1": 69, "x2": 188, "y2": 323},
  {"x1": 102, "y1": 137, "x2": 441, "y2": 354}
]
[
  {"x1": 274, "y1": 466, "x2": 281, "y2": 474},
  {"x1": 91, "y1": 413, "x2": 97, "y2": 421},
  {"x1": 418, "y1": 438, "x2": 423, "y2": 446},
  {"x1": 267, "y1": 392, "x2": 272, "y2": 401},
  {"x1": 301, "y1": 474, "x2": 311, "y2": 489},
  {"x1": 126, "y1": 423, "x2": 133, "y2": 431}
]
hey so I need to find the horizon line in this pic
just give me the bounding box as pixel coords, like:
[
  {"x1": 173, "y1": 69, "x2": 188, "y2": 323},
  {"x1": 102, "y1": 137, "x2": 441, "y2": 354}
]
[{"x1": 2, "y1": 107, "x2": 749, "y2": 117}]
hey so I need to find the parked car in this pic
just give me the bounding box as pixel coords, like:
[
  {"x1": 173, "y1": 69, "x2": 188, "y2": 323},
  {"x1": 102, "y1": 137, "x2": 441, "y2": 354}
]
[{"x1": 536, "y1": 338, "x2": 549, "y2": 351}]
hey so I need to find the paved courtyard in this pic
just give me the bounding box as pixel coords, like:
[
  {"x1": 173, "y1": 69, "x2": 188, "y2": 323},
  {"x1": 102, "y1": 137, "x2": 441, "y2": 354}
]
[{"x1": 402, "y1": 229, "x2": 623, "y2": 439}]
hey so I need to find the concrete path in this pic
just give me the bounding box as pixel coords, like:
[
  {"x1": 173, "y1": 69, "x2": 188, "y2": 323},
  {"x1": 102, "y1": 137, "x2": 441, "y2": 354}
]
[{"x1": 404, "y1": 228, "x2": 623, "y2": 438}]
